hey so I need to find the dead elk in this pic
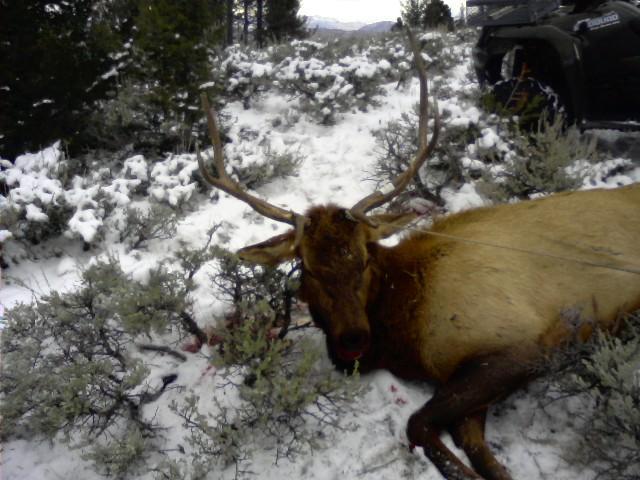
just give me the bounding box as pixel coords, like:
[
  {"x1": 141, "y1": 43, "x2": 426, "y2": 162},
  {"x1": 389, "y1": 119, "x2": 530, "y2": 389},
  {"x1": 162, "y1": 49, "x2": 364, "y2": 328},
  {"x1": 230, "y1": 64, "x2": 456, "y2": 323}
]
[{"x1": 197, "y1": 30, "x2": 640, "y2": 480}]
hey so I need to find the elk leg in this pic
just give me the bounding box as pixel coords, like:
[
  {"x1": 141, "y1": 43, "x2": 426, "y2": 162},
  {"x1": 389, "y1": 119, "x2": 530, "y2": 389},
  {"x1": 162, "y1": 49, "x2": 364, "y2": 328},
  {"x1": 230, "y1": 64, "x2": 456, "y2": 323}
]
[
  {"x1": 450, "y1": 410, "x2": 513, "y2": 480},
  {"x1": 406, "y1": 347, "x2": 539, "y2": 480}
]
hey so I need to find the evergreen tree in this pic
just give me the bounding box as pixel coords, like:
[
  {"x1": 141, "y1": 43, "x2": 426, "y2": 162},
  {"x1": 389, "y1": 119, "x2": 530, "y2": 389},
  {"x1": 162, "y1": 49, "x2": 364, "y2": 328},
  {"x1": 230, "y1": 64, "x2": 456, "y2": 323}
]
[
  {"x1": 265, "y1": 0, "x2": 306, "y2": 42},
  {"x1": 226, "y1": 0, "x2": 235, "y2": 45},
  {"x1": 401, "y1": 0, "x2": 454, "y2": 30},
  {"x1": 134, "y1": 0, "x2": 225, "y2": 102},
  {"x1": 0, "y1": 0, "x2": 126, "y2": 159},
  {"x1": 401, "y1": 0, "x2": 423, "y2": 27},
  {"x1": 423, "y1": 0, "x2": 454, "y2": 29},
  {"x1": 256, "y1": 0, "x2": 265, "y2": 47}
]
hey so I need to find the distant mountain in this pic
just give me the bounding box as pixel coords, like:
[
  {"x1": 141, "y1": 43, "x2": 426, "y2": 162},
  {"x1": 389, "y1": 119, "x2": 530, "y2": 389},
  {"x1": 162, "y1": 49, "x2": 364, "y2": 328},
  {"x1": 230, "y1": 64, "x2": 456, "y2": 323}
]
[
  {"x1": 306, "y1": 16, "x2": 366, "y2": 31},
  {"x1": 357, "y1": 21, "x2": 395, "y2": 33}
]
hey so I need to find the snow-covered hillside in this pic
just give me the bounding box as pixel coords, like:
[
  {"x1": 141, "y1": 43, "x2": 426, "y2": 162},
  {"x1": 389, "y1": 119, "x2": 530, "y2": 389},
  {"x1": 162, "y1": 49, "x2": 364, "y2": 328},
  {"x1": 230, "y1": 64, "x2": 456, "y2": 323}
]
[{"x1": 1, "y1": 30, "x2": 639, "y2": 480}]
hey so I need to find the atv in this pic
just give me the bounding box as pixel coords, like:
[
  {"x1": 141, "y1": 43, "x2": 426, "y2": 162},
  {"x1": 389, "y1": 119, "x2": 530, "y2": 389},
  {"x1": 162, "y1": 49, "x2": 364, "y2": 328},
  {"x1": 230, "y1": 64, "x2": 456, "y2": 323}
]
[{"x1": 467, "y1": 0, "x2": 640, "y2": 130}]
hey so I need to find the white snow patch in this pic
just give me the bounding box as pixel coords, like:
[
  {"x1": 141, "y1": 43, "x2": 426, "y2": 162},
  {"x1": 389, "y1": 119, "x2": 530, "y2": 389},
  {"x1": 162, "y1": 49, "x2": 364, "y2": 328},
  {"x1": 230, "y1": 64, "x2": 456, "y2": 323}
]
[{"x1": 25, "y1": 204, "x2": 49, "y2": 222}]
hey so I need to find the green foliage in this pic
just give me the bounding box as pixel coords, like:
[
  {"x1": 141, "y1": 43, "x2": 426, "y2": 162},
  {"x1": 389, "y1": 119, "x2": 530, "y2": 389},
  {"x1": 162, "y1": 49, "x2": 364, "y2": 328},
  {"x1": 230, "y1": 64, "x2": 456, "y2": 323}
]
[
  {"x1": 210, "y1": 248, "x2": 299, "y2": 331},
  {"x1": 481, "y1": 78, "x2": 562, "y2": 132},
  {"x1": 549, "y1": 315, "x2": 640, "y2": 480},
  {"x1": 423, "y1": 0, "x2": 454, "y2": 30},
  {"x1": 84, "y1": 79, "x2": 187, "y2": 155},
  {"x1": 373, "y1": 106, "x2": 467, "y2": 206},
  {"x1": 265, "y1": 0, "x2": 306, "y2": 42},
  {"x1": 0, "y1": 0, "x2": 228, "y2": 159},
  {"x1": 0, "y1": 0, "x2": 127, "y2": 159},
  {"x1": 119, "y1": 204, "x2": 179, "y2": 250},
  {"x1": 234, "y1": 145, "x2": 302, "y2": 190},
  {"x1": 172, "y1": 318, "x2": 363, "y2": 476},
  {"x1": 83, "y1": 425, "x2": 152, "y2": 479},
  {"x1": 0, "y1": 194, "x2": 75, "y2": 247},
  {"x1": 402, "y1": 0, "x2": 424, "y2": 27},
  {"x1": 478, "y1": 115, "x2": 597, "y2": 201},
  {"x1": 0, "y1": 258, "x2": 191, "y2": 443},
  {"x1": 133, "y1": 0, "x2": 224, "y2": 114},
  {"x1": 401, "y1": 0, "x2": 454, "y2": 30},
  {"x1": 153, "y1": 246, "x2": 362, "y2": 477}
]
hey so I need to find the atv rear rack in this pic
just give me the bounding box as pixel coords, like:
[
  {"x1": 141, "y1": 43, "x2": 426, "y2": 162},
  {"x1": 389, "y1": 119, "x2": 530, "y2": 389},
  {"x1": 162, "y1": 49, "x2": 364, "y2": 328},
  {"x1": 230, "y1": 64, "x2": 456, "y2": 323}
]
[{"x1": 466, "y1": 0, "x2": 560, "y2": 26}]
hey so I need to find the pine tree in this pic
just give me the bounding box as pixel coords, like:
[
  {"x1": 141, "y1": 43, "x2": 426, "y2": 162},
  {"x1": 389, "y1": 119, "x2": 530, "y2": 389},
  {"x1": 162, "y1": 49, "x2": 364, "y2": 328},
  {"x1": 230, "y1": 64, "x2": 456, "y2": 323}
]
[
  {"x1": 256, "y1": 0, "x2": 265, "y2": 47},
  {"x1": 226, "y1": 0, "x2": 235, "y2": 45},
  {"x1": 423, "y1": 0, "x2": 454, "y2": 29},
  {"x1": 401, "y1": 0, "x2": 454, "y2": 30},
  {"x1": 0, "y1": 0, "x2": 125, "y2": 159},
  {"x1": 401, "y1": 0, "x2": 423, "y2": 27},
  {"x1": 265, "y1": 0, "x2": 306, "y2": 42}
]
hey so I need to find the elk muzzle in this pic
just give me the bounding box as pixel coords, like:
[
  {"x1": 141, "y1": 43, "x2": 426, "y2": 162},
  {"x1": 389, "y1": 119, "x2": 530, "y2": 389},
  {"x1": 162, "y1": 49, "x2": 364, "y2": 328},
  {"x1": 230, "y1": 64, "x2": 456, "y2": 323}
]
[{"x1": 332, "y1": 300, "x2": 371, "y2": 362}]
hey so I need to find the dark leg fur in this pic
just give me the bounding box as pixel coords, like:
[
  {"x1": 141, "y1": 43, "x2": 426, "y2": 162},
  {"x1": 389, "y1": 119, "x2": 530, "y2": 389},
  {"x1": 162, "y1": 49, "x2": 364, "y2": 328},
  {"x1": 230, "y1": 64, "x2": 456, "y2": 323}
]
[
  {"x1": 450, "y1": 410, "x2": 513, "y2": 480},
  {"x1": 407, "y1": 347, "x2": 539, "y2": 479}
]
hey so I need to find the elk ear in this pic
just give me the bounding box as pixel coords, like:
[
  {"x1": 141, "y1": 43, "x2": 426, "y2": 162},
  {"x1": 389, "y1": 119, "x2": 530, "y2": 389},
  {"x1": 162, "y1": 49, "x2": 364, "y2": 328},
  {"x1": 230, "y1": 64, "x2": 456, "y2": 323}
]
[
  {"x1": 237, "y1": 230, "x2": 297, "y2": 266},
  {"x1": 366, "y1": 212, "x2": 417, "y2": 241}
]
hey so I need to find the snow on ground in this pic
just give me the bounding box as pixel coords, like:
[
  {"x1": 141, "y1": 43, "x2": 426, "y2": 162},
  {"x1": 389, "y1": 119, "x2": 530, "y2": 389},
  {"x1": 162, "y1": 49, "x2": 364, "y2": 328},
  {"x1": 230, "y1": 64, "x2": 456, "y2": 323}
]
[{"x1": 2, "y1": 31, "x2": 640, "y2": 480}]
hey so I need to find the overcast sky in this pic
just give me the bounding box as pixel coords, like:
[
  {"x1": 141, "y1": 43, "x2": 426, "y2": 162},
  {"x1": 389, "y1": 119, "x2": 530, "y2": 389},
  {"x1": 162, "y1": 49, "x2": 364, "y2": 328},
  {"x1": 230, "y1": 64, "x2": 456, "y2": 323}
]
[{"x1": 299, "y1": 0, "x2": 464, "y2": 24}]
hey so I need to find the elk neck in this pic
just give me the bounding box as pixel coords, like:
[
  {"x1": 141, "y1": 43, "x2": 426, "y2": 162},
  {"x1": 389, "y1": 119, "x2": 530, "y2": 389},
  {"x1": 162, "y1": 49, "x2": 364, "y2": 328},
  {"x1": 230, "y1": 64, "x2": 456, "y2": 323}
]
[{"x1": 363, "y1": 240, "x2": 437, "y2": 380}]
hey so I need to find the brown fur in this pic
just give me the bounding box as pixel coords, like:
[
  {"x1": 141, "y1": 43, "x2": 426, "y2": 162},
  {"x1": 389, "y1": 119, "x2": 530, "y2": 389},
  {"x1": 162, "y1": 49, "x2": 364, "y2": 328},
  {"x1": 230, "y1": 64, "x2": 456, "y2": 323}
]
[{"x1": 238, "y1": 183, "x2": 640, "y2": 479}]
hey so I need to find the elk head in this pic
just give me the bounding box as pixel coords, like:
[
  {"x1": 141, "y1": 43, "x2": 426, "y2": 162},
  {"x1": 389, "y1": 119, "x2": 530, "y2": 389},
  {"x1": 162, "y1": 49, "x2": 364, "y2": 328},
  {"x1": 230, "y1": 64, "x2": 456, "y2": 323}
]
[{"x1": 198, "y1": 28, "x2": 439, "y2": 365}]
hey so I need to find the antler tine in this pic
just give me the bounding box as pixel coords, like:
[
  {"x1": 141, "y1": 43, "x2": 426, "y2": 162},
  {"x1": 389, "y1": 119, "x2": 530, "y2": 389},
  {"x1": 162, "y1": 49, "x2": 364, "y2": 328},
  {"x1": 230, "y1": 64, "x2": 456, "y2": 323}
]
[
  {"x1": 198, "y1": 93, "x2": 308, "y2": 230},
  {"x1": 349, "y1": 27, "x2": 441, "y2": 219}
]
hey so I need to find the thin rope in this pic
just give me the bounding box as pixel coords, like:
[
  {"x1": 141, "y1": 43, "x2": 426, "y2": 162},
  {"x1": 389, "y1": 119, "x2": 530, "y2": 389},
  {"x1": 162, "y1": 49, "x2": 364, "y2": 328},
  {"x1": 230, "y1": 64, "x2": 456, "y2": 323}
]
[{"x1": 410, "y1": 227, "x2": 640, "y2": 276}]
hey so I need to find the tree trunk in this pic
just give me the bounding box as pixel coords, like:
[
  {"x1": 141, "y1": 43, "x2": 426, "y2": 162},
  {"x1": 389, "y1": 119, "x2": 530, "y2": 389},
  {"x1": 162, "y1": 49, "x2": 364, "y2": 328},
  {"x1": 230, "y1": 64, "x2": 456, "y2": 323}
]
[
  {"x1": 256, "y1": 0, "x2": 264, "y2": 48},
  {"x1": 226, "y1": 0, "x2": 234, "y2": 45},
  {"x1": 243, "y1": 0, "x2": 250, "y2": 44}
]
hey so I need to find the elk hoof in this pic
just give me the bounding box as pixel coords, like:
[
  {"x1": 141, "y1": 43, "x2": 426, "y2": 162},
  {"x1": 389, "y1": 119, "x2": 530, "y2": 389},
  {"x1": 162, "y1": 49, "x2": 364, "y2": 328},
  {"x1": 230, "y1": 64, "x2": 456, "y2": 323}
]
[{"x1": 406, "y1": 412, "x2": 431, "y2": 449}]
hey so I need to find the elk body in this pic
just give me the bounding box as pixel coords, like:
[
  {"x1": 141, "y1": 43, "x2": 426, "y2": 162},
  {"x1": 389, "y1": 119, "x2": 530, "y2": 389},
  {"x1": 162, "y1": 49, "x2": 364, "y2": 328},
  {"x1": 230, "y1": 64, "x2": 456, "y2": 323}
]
[{"x1": 198, "y1": 30, "x2": 640, "y2": 480}]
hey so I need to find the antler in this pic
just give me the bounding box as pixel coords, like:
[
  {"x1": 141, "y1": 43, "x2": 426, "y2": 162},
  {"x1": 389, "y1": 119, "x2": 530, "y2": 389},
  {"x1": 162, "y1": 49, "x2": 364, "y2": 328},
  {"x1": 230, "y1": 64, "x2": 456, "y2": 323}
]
[
  {"x1": 198, "y1": 93, "x2": 309, "y2": 238},
  {"x1": 349, "y1": 27, "x2": 440, "y2": 220}
]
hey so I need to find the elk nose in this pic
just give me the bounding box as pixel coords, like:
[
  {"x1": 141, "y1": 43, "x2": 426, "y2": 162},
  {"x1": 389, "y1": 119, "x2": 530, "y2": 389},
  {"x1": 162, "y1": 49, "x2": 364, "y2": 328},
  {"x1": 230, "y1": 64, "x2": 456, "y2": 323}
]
[{"x1": 339, "y1": 329, "x2": 370, "y2": 355}]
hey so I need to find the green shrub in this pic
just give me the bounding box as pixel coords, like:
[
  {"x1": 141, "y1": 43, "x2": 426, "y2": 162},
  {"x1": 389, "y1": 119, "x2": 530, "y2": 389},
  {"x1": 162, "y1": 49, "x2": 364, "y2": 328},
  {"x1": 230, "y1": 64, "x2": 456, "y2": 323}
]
[
  {"x1": 119, "y1": 204, "x2": 179, "y2": 250},
  {"x1": 373, "y1": 105, "x2": 467, "y2": 207},
  {"x1": 172, "y1": 316, "x2": 363, "y2": 477},
  {"x1": 478, "y1": 115, "x2": 598, "y2": 201},
  {"x1": 0, "y1": 259, "x2": 189, "y2": 440},
  {"x1": 83, "y1": 425, "x2": 152, "y2": 479},
  {"x1": 210, "y1": 248, "x2": 300, "y2": 335},
  {"x1": 545, "y1": 314, "x2": 640, "y2": 480},
  {"x1": 235, "y1": 146, "x2": 302, "y2": 190}
]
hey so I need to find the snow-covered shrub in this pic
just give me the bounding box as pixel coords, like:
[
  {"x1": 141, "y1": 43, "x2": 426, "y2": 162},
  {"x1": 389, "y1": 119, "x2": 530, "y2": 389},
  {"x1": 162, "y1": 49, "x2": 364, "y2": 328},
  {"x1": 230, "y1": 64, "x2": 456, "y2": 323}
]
[
  {"x1": 119, "y1": 204, "x2": 179, "y2": 250},
  {"x1": 372, "y1": 106, "x2": 467, "y2": 207},
  {"x1": 197, "y1": 121, "x2": 303, "y2": 192},
  {"x1": 1, "y1": 264, "x2": 146, "y2": 432},
  {"x1": 0, "y1": 257, "x2": 204, "y2": 475},
  {"x1": 274, "y1": 42, "x2": 394, "y2": 125},
  {"x1": 210, "y1": 248, "x2": 300, "y2": 334},
  {"x1": 230, "y1": 142, "x2": 302, "y2": 190},
  {"x1": 477, "y1": 115, "x2": 598, "y2": 201},
  {"x1": 547, "y1": 314, "x2": 640, "y2": 480},
  {"x1": 83, "y1": 425, "x2": 152, "y2": 479},
  {"x1": 149, "y1": 154, "x2": 199, "y2": 208},
  {"x1": 172, "y1": 316, "x2": 363, "y2": 477},
  {"x1": 419, "y1": 32, "x2": 460, "y2": 77},
  {"x1": 86, "y1": 78, "x2": 204, "y2": 155},
  {"x1": 0, "y1": 143, "x2": 203, "y2": 256},
  {"x1": 218, "y1": 45, "x2": 275, "y2": 109},
  {"x1": 0, "y1": 144, "x2": 75, "y2": 246}
]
